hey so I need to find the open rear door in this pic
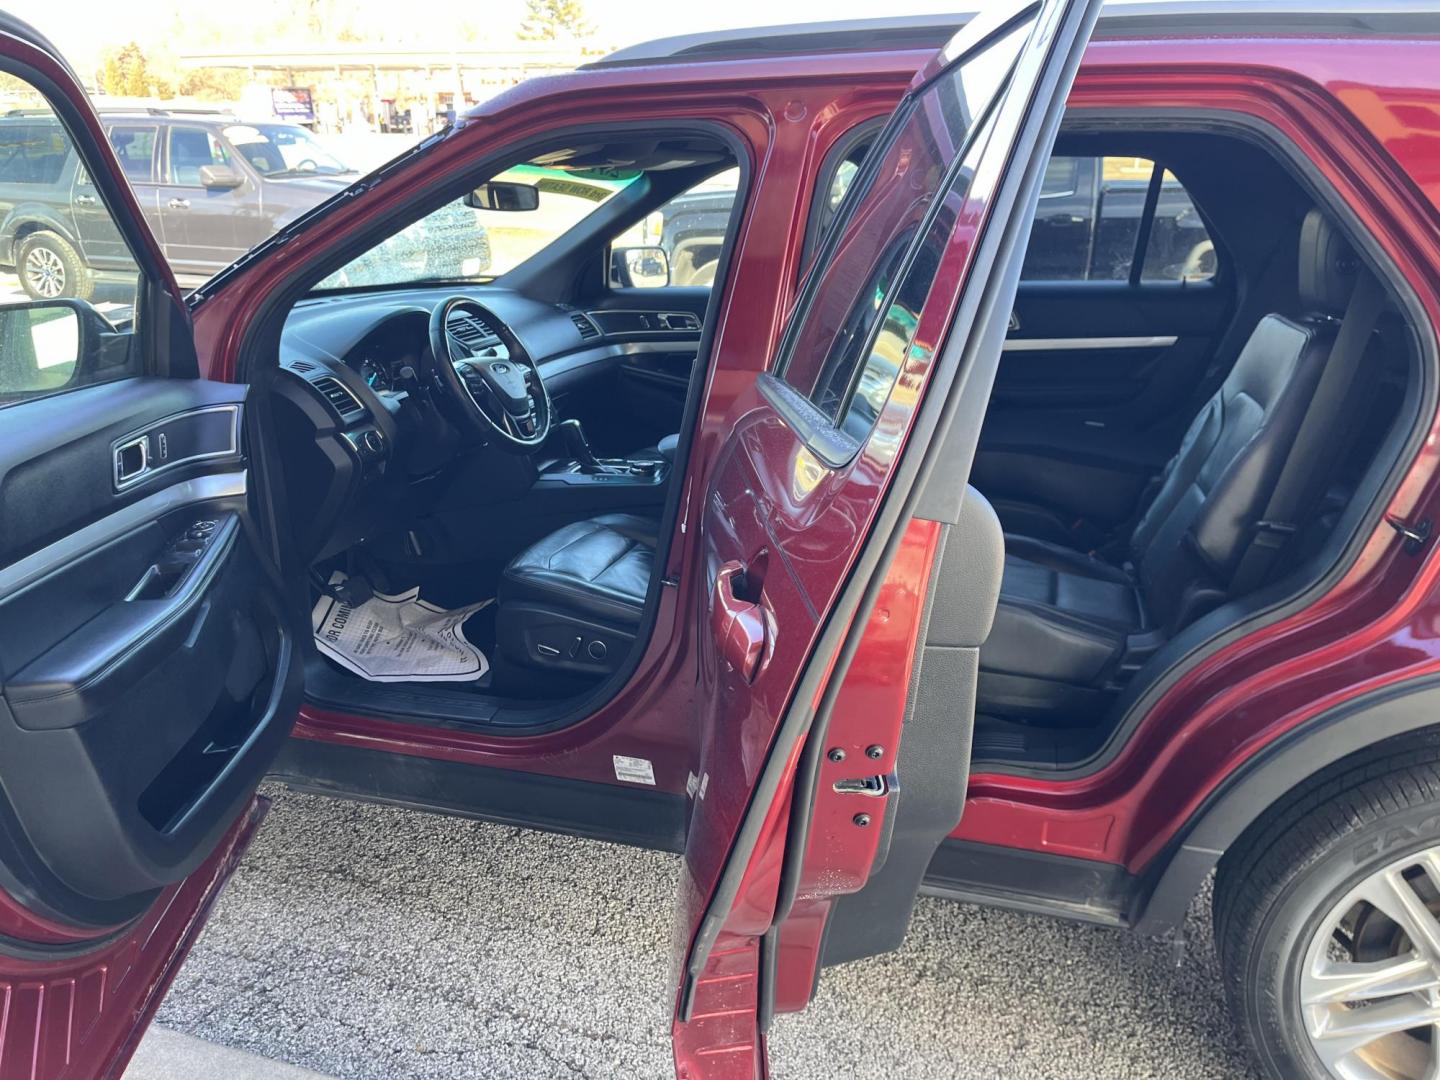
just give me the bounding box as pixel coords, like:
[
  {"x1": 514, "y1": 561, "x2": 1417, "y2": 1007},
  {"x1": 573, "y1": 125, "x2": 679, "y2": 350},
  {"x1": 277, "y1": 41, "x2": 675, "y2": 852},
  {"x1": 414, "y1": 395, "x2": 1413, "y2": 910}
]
[
  {"x1": 671, "y1": 0, "x2": 1102, "y2": 1073},
  {"x1": 0, "y1": 15, "x2": 303, "y2": 1078}
]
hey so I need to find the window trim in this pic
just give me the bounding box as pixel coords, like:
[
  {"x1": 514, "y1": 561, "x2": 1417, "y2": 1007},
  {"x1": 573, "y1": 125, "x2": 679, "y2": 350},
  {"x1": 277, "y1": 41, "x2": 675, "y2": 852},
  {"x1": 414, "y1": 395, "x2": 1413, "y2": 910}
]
[{"x1": 796, "y1": 115, "x2": 887, "y2": 280}]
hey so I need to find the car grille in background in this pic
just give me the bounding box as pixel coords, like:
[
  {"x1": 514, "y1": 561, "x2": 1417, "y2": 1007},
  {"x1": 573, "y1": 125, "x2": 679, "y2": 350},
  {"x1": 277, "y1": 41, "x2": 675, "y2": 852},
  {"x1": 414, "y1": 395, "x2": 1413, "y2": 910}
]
[{"x1": 312, "y1": 376, "x2": 366, "y2": 420}]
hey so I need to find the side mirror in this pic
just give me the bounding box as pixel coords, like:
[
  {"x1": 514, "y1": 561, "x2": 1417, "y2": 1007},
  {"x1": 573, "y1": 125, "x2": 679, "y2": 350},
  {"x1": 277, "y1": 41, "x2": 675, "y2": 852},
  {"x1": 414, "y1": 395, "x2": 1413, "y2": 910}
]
[
  {"x1": 464, "y1": 181, "x2": 539, "y2": 212},
  {"x1": 198, "y1": 164, "x2": 244, "y2": 190},
  {"x1": 0, "y1": 299, "x2": 119, "y2": 400},
  {"x1": 611, "y1": 245, "x2": 670, "y2": 289}
]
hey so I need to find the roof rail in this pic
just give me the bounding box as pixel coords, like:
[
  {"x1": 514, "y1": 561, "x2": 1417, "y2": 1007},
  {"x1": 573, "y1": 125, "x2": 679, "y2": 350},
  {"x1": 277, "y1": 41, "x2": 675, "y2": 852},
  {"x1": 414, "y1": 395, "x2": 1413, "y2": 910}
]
[
  {"x1": 108, "y1": 106, "x2": 236, "y2": 117},
  {"x1": 588, "y1": 1, "x2": 1438, "y2": 69}
]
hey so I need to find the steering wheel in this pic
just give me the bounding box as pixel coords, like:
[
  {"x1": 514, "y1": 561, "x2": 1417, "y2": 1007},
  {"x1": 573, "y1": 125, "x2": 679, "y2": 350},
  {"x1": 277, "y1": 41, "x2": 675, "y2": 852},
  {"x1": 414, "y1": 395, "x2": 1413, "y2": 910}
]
[{"x1": 426, "y1": 297, "x2": 553, "y2": 452}]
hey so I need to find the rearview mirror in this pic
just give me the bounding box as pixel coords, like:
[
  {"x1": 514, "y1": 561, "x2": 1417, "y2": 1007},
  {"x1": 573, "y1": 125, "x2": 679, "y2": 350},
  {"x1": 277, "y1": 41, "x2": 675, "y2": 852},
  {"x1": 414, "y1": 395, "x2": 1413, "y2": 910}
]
[
  {"x1": 198, "y1": 164, "x2": 244, "y2": 190},
  {"x1": 464, "y1": 181, "x2": 540, "y2": 212},
  {"x1": 611, "y1": 246, "x2": 670, "y2": 289}
]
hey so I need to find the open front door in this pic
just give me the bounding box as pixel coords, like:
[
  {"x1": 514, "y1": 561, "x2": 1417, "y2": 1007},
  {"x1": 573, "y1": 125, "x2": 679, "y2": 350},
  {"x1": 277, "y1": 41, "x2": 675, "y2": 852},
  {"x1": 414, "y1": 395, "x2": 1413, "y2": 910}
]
[
  {"x1": 0, "y1": 15, "x2": 303, "y2": 1077},
  {"x1": 672, "y1": 0, "x2": 1102, "y2": 1073}
]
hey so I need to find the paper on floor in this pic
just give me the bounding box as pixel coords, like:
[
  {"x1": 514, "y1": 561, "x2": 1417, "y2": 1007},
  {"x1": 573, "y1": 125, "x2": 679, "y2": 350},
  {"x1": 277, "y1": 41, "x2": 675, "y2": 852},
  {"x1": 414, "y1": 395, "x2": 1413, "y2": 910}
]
[{"x1": 312, "y1": 572, "x2": 493, "y2": 683}]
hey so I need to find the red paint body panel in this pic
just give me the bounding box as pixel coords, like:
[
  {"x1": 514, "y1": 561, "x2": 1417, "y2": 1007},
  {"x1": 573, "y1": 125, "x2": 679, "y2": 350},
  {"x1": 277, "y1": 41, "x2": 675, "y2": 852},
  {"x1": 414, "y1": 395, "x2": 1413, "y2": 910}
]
[
  {"x1": 0, "y1": 800, "x2": 265, "y2": 1080},
  {"x1": 953, "y1": 37, "x2": 1440, "y2": 872},
  {"x1": 217, "y1": 34, "x2": 1440, "y2": 889}
]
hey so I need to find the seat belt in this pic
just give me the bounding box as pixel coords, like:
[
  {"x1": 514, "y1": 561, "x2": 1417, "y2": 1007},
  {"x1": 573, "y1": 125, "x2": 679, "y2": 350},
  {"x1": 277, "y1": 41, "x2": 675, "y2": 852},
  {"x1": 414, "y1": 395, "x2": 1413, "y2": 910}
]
[{"x1": 1229, "y1": 269, "x2": 1387, "y2": 595}]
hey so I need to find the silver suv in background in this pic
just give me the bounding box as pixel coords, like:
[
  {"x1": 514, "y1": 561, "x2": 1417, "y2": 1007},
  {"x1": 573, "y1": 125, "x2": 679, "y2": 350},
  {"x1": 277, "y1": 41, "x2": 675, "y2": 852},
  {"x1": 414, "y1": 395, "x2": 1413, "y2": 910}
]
[{"x1": 0, "y1": 108, "x2": 360, "y2": 300}]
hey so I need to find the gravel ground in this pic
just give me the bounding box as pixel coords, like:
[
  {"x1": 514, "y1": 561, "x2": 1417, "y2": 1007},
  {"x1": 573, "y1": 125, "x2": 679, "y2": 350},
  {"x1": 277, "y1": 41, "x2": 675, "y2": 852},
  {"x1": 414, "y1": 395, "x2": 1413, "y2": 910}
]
[{"x1": 155, "y1": 786, "x2": 1259, "y2": 1079}]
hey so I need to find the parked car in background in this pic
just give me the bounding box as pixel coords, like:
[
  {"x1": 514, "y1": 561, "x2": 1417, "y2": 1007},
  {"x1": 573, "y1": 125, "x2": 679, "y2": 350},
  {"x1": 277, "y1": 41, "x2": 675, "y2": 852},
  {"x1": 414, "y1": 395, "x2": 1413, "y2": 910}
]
[{"x1": 0, "y1": 109, "x2": 371, "y2": 299}]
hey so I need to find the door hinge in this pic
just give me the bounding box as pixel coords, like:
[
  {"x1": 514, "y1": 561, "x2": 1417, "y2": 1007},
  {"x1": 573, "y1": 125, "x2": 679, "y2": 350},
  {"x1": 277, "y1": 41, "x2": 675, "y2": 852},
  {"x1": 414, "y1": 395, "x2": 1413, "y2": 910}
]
[{"x1": 1387, "y1": 515, "x2": 1432, "y2": 554}]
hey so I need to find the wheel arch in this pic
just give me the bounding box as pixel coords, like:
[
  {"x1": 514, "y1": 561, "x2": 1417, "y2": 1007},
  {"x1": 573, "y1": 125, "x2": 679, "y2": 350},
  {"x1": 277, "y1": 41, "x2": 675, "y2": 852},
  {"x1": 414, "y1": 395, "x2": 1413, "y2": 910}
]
[
  {"x1": 1133, "y1": 675, "x2": 1440, "y2": 934},
  {"x1": 2, "y1": 210, "x2": 78, "y2": 267}
]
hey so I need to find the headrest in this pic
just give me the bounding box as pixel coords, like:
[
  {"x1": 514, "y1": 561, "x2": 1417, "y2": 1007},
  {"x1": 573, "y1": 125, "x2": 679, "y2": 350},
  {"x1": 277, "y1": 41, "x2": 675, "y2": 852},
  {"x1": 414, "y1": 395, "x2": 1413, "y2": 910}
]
[{"x1": 1298, "y1": 209, "x2": 1361, "y2": 314}]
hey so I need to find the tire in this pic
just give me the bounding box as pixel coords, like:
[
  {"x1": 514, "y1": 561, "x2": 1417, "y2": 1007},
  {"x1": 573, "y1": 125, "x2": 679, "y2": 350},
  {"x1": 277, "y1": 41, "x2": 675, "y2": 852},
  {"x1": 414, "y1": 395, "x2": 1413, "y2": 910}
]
[
  {"x1": 1214, "y1": 732, "x2": 1440, "y2": 1080},
  {"x1": 16, "y1": 230, "x2": 94, "y2": 301}
]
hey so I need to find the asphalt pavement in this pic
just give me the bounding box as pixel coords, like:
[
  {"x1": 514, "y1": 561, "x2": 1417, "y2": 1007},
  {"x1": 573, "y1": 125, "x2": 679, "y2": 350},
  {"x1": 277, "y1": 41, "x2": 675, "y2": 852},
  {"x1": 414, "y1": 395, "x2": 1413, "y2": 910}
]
[{"x1": 146, "y1": 786, "x2": 1260, "y2": 1079}]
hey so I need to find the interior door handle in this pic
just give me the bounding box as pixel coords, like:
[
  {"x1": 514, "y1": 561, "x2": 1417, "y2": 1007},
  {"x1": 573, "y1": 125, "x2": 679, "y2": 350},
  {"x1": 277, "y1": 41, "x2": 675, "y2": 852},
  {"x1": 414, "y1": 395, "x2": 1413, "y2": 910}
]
[
  {"x1": 712, "y1": 560, "x2": 766, "y2": 681},
  {"x1": 168, "y1": 197, "x2": 190, "y2": 210}
]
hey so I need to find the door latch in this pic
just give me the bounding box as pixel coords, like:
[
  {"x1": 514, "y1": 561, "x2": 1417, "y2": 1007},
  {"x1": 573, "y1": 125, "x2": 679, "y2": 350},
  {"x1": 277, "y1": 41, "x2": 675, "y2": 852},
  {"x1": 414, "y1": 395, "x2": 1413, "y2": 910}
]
[
  {"x1": 832, "y1": 774, "x2": 890, "y2": 797},
  {"x1": 1387, "y1": 515, "x2": 1432, "y2": 554}
]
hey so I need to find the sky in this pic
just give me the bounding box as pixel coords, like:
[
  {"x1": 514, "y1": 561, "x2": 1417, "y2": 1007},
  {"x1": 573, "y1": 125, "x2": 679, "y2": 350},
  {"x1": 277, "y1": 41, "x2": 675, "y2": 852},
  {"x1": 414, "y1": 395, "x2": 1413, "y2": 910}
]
[{"x1": 3, "y1": 0, "x2": 976, "y2": 72}]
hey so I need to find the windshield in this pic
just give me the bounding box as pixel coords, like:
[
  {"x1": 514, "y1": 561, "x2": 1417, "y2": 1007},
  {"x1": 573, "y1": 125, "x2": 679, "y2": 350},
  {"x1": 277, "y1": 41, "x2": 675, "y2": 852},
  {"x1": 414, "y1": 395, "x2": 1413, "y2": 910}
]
[
  {"x1": 314, "y1": 163, "x2": 637, "y2": 291},
  {"x1": 223, "y1": 123, "x2": 353, "y2": 178}
]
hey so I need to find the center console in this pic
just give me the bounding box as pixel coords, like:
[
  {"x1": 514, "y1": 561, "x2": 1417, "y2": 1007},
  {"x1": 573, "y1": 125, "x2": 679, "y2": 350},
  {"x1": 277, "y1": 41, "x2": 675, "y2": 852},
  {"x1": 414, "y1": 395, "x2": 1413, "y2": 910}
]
[{"x1": 534, "y1": 419, "x2": 672, "y2": 490}]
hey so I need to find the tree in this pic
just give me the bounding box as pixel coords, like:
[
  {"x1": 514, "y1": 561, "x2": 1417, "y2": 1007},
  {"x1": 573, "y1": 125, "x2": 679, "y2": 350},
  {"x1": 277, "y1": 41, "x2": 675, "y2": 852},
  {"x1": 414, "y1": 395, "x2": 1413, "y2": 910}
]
[
  {"x1": 518, "y1": 0, "x2": 592, "y2": 41},
  {"x1": 98, "y1": 43, "x2": 174, "y2": 99}
]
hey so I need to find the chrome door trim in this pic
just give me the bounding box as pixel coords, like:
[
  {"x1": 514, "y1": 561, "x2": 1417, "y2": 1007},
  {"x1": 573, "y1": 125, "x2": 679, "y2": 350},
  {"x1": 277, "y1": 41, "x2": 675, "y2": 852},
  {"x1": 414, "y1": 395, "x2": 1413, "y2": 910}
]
[{"x1": 1003, "y1": 334, "x2": 1179, "y2": 352}]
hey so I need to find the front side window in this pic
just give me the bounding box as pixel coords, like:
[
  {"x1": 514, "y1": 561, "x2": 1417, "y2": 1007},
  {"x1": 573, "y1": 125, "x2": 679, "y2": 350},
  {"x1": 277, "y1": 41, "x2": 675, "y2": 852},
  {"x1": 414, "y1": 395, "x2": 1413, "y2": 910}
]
[
  {"x1": 223, "y1": 123, "x2": 352, "y2": 179},
  {"x1": 167, "y1": 127, "x2": 230, "y2": 186},
  {"x1": 0, "y1": 75, "x2": 143, "y2": 403},
  {"x1": 1021, "y1": 155, "x2": 1216, "y2": 283},
  {"x1": 611, "y1": 167, "x2": 739, "y2": 288},
  {"x1": 779, "y1": 16, "x2": 1034, "y2": 431},
  {"x1": 318, "y1": 163, "x2": 638, "y2": 291}
]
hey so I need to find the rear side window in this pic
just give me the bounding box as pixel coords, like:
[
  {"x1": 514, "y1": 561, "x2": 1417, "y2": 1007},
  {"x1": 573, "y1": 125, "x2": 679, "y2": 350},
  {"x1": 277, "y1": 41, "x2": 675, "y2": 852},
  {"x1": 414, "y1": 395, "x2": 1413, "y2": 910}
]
[
  {"x1": 107, "y1": 125, "x2": 157, "y2": 183},
  {"x1": 1021, "y1": 155, "x2": 1216, "y2": 283},
  {"x1": 0, "y1": 121, "x2": 71, "y2": 185},
  {"x1": 778, "y1": 17, "x2": 1034, "y2": 437}
]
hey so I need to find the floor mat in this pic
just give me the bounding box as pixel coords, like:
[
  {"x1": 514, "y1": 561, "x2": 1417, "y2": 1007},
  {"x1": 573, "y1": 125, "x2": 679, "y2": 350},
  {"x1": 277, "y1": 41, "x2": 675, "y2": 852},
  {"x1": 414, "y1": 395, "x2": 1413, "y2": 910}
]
[{"x1": 311, "y1": 572, "x2": 493, "y2": 683}]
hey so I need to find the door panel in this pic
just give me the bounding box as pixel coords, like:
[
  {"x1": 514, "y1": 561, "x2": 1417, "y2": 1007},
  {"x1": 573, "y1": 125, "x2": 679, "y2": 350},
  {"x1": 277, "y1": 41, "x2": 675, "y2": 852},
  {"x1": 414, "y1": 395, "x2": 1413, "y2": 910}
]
[
  {"x1": 0, "y1": 14, "x2": 302, "y2": 1078},
  {"x1": 0, "y1": 378, "x2": 302, "y2": 918},
  {"x1": 670, "y1": 0, "x2": 1102, "y2": 1071}
]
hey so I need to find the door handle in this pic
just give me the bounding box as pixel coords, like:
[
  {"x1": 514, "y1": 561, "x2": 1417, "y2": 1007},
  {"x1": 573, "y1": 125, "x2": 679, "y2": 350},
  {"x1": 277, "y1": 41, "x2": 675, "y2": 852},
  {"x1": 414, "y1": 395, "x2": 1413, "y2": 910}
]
[
  {"x1": 75, "y1": 194, "x2": 97, "y2": 207},
  {"x1": 712, "y1": 560, "x2": 766, "y2": 681},
  {"x1": 167, "y1": 197, "x2": 190, "y2": 210}
]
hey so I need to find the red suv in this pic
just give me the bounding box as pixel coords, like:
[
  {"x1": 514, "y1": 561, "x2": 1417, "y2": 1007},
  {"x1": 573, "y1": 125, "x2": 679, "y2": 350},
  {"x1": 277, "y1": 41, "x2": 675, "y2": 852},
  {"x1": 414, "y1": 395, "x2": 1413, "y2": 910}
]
[{"x1": 0, "y1": 4, "x2": 1437, "y2": 1078}]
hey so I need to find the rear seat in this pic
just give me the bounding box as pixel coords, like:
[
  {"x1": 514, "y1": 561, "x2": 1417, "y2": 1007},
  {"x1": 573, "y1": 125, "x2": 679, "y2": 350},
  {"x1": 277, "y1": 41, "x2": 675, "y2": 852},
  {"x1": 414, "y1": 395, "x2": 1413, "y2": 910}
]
[{"x1": 977, "y1": 210, "x2": 1379, "y2": 722}]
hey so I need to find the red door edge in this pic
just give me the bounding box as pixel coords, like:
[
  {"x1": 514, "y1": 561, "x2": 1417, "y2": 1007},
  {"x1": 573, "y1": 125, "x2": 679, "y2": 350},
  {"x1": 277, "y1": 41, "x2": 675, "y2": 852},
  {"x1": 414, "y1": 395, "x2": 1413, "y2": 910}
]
[{"x1": 0, "y1": 798, "x2": 267, "y2": 1080}]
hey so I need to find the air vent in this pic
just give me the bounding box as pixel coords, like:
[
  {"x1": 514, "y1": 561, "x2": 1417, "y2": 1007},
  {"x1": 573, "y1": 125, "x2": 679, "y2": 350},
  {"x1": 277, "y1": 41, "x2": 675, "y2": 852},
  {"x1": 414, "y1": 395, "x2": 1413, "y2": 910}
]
[
  {"x1": 447, "y1": 311, "x2": 499, "y2": 352},
  {"x1": 288, "y1": 358, "x2": 317, "y2": 373},
  {"x1": 312, "y1": 376, "x2": 365, "y2": 419},
  {"x1": 570, "y1": 312, "x2": 601, "y2": 340}
]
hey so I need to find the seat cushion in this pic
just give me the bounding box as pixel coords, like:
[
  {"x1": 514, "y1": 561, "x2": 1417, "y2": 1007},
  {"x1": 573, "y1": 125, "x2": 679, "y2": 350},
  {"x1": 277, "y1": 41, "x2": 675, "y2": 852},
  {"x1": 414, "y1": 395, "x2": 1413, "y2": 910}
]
[
  {"x1": 979, "y1": 535, "x2": 1146, "y2": 712},
  {"x1": 500, "y1": 512, "x2": 657, "y2": 627}
]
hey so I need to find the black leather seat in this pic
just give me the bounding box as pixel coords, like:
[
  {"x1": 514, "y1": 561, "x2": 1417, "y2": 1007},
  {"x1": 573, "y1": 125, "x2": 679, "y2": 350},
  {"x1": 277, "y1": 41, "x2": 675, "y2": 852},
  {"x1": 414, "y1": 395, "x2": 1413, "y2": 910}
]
[
  {"x1": 496, "y1": 512, "x2": 657, "y2": 675},
  {"x1": 979, "y1": 211, "x2": 1366, "y2": 721}
]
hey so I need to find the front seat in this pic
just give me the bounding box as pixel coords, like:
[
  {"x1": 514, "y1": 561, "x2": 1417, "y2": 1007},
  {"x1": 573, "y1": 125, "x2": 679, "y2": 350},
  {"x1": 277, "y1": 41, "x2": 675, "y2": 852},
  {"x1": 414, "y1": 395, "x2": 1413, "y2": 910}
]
[
  {"x1": 978, "y1": 210, "x2": 1368, "y2": 721},
  {"x1": 496, "y1": 513, "x2": 658, "y2": 676}
]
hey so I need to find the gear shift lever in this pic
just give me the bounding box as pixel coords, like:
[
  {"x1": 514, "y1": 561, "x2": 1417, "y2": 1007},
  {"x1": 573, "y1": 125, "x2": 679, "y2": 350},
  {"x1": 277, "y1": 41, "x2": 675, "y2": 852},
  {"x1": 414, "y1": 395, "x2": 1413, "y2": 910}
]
[{"x1": 554, "y1": 418, "x2": 602, "y2": 471}]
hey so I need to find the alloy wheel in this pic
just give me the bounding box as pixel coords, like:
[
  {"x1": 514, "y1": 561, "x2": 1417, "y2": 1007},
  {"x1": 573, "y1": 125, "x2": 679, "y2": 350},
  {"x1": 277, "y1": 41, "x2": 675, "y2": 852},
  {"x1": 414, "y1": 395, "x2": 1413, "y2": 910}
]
[
  {"x1": 1300, "y1": 847, "x2": 1440, "y2": 1079},
  {"x1": 23, "y1": 245, "x2": 66, "y2": 298}
]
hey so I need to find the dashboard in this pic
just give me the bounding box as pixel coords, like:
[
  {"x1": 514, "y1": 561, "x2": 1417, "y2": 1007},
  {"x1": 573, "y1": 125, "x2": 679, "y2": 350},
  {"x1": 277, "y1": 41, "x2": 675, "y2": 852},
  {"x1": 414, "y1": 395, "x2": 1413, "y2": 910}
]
[{"x1": 272, "y1": 284, "x2": 705, "y2": 564}]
